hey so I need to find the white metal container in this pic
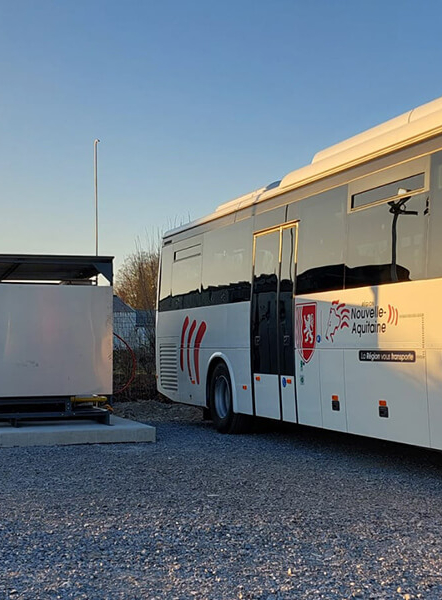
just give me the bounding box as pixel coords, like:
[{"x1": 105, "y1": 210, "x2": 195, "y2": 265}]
[{"x1": 0, "y1": 284, "x2": 113, "y2": 398}]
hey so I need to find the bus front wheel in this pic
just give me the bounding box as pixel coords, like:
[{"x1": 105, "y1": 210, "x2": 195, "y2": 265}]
[{"x1": 209, "y1": 362, "x2": 249, "y2": 434}]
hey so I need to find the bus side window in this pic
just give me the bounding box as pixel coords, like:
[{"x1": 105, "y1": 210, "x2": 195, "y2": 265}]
[
  {"x1": 171, "y1": 245, "x2": 202, "y2": 309},
  {"x1": 287, "y1": 187, "x2": 346, "y2": 295},
  {"x1": 428, "y1": 150, "x2": 442, "y2": 279},
  {"x1": 346, "y1": 193, "x2": 427, "y2": 287},
  {"x1": 201, "y1": 220, "x2": 252, "y2": 304},
  {"x1": 158, "y1": 244, "x2": 173, "y2": 311}
]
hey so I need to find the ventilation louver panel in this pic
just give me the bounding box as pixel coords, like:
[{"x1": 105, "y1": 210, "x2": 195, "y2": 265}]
[{"x1": 159, "y1": 344, "x2": 178, "y2": 391}]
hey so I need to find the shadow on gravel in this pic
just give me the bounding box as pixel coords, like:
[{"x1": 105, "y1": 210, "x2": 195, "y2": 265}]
[
  {"x1": 118, "y1": 398, "x2": 442, "y2": 474},
  {"x1": 201, "y1": 414, "x2": 442, "y2": 474}
]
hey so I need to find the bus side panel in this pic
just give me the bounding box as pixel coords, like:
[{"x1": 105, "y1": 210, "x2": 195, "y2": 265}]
[
  {"x1": 420, "y1": 282, "x2": 442, "y2": 450},
  {"x1": 344, "y1": 352, "x2": 429, "y2": 447},
  {"x1": 296, "y1": 279, "x2": 439, "y2": 448},
  {"x1": 426, "y1": 351, "x2": 442, "y2": 450},
  {"x1": 320, "y1": 349, "x2": 348, "y2": 432},
  {"x1": 157, "y1": 302, "x2": 252, "y2": 413},
  {"x1": 296, "y1": 350, "x2": 322, "y2": 427},
  {"x1": 338, "y1": 279, "x2": 437, "y2": 447}
]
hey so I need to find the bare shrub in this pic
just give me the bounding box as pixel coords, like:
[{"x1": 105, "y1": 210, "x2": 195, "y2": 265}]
[{"x1": 113, "y1": 233, "x2": 160, "y2": 401}]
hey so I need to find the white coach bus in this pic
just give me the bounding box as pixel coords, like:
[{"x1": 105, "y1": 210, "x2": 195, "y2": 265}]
[{"x1": 156, "y1": 96, "x2": 442, "y2": 449}]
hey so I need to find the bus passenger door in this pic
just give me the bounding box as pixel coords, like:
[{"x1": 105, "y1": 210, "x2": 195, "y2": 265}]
[
  {"x1": 251, "y1": 224, "x2": 298, "y2": 422},
  {"x1": 279, "y1": 226, "x2": 297, "y2": 422}
]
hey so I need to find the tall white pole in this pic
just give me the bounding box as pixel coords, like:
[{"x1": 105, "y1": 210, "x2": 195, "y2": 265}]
[{"x1": 94, "y1": 138, "x2": 100, "y2": 256}]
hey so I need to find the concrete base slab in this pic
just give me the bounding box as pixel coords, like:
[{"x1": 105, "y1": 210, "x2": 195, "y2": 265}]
[{"x1": 0, "y1": 415, "x2": 156, "y2": 447}]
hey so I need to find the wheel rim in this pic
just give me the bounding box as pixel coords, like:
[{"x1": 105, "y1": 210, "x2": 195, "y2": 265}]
[{"x1": 214, "y1": 375, "x2": 230, "y2": 419}]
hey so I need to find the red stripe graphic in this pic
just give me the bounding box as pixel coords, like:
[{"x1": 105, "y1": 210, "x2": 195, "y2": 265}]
[
  {"x1": 180, "y1": 316, "x2": 189, "y2": 371},
  {"x1": 387, "y1": 305, "x2": 399, "y2": 326},
  {"x1": 193, "y1": 322, "x2": 207, "y2": 385},
  {"x1": 187, "y1": 320, "x2": 197, "y2": 379}
]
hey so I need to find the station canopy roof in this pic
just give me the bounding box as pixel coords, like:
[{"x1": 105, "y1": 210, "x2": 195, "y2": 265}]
[{"x1": 0, "y1": 254, "x2": 113, "y2": 284}]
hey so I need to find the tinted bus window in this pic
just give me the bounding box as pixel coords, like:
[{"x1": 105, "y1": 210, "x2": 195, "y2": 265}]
[
  {"x1": 352, "y1": 173, "x2": 425, "y2": 209},
  {"x1": 171, "y1": 245, "x2": 202, "y2": 308},
  {"x1": 251, "y1": 231, "x2": 279, "y2": 374},
  {"x1": 202, "y1": 220, "x2": 252, "y2": 304},
  {"x1": 428, "y1": 151, "x2": 442, "y2": 279},
  {"x1": 287, "y1": 187, "x2": 346, "y2": 295},
  {"x1": 279, "y1": 227, "x2": 296, "y2": 374},
  {"x1": 346, "y1": 193, "x2": 427, "y2": 287},
  {"x1": 159, "y1": 244, "x2": 173, "y2": 307}
]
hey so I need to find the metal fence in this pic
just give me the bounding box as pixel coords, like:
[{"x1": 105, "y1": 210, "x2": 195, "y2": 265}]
[{"x1": 113, "y1": 305, "x2": 156, "y2": 401}]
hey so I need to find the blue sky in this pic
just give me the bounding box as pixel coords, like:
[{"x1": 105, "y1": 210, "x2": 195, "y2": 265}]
[{"x1": 1, "y1": 0, "x2": 442, "y2": 275}]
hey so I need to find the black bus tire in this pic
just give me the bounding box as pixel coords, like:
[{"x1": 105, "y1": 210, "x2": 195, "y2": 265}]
[{"x1": 209, "y1": 362, "x2": 249, "y2": 434}]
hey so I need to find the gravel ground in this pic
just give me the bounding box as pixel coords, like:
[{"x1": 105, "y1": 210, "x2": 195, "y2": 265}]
[
  {"x1": 2, "y1": 401, "x2": 442, "y2": 599},
  {"x1": 113, "y1": 398, "x2": 203, "y2": 424}
]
